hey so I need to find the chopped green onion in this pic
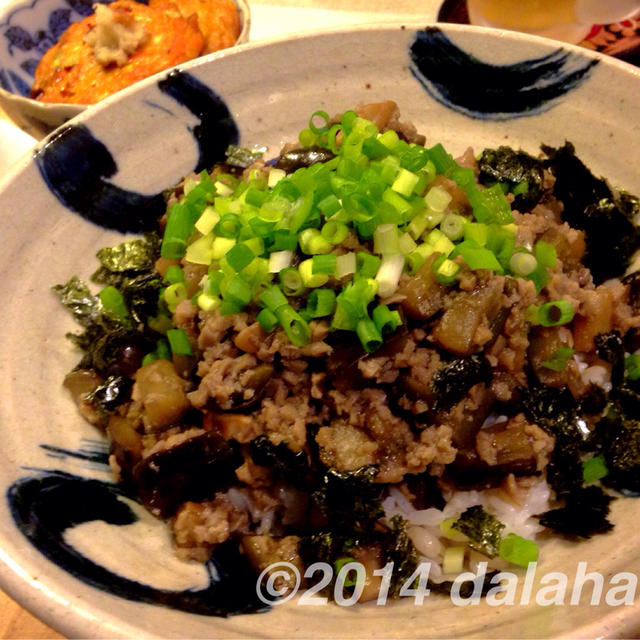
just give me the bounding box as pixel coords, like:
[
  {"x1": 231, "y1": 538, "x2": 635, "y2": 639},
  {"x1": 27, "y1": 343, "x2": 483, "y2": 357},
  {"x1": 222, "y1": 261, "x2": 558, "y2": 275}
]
[
  {"x1": 407, "y1": 212, "x2": 431, "y2": 240},
  {"x1": 309, "y1": 110, "x2": 330, "y2": 135},
  {"x1": 141, "y1": 353, "x2": 158, "y2": 367},
  {"x1": 220, "y1": 299, "x2": 243, "y2": 316},
  {"x1": 299, "y1": 128, "x2": 316, "y2": 147},
  {"x1": 498, "y1": 534, "x2": 539, "y2": 567},
  {"x1": 336, "y1": 252, "x2": 356, "y2": 279},
  {"x1": 373, "y1": 223, "x2": 399, "y2": 255},
  {"x1": 356, "y1": 317, "x2": 382, "y2": 353},
  {"x1": 225, "y1": 243, "x2": 254, "y2": 272},
  {"x1": 582, "y1": 455, "x2": 609, "y2": 484},
  {"x1": 464, "y1": 222, "x2": 488, "y2": 246},
  {"x1": 273, "y1": 230, "x2": 298, "y2": 251},
  {"x1": 406, "y1": 251, "x2": 424, "y2": 274},
  {"x1": 276, "y1": 304, "x2": 311, "y2": 346},
  {"x1": 400, "y1": 145, "x2": 430, "y2": 172},
  {"x1": 375, "y1": 253, "x2": 405, "y2": 298},
  {"x1": 625, "y1": 354, "x2": 640, "y2": 381},
  {"x1": 166, "y1": 328, "x2": 193, "y2": 356},
  {"x1": 214, "y1": 213, "x2": 241, "y2": 238},
  {"x1": 432, "y1": 255, "x2": 460, "y2": 285},
  {"x1": 424, "y1": 185, "x2": 452, "y2": 213},
  {"x1": 312, "y1": 253, "x2": 337, "y2": 275},
  {"x1": 195, "y1": 206, "x2": 220, "y2": 236},
  {"x1": 268, "y1": 168, "x2": 286, "y2": 188},
  {"x1": 268, "y1": 250, "x2": 293, "y2": 273},
  {"x1": 427, "y1": 143, "x2": 456, "y2": 175},
  {"x1": 197, "y1": 293, "x2": 221, "y2": 312},
  {"x1": 467, "y1": 183, "x2": 513, "y2": 225},
  {"x1": 259, "y1": 285, "x2": 288, "y2": 311},
  {"x1": 537, "y1": 300, "x2": 575, "y2": 326},
  {"x1": 224, "y1": 275, "x2": 252, "y2": 307},
  {"x1": 299, "y1": 228, "x2": 332, "y2": 255},
  {"x1": 164, "y1": 264, "x2": 184, "y2": 284},
  {"x1": 378, "y1": 129, "x2": 400, "y2": 150},
  {"x1": 321, "y1": 220, "x2": 349, "y2": 244},
  {"x1": 439, "y1": 517, "x2": 468, "y2": 542},
  {"x1": 211, "y1": 237, "x2": 236, "y2": 260},
  {"x1": 391, "y1": 168, "x2": 419, "y2": 197},
  {"x1": 425, "y1": 228, "x2": 455, "y2": 256},
  {"x1": 279, "y1": 267, "x2": 305, "y2": 296},
  {"x1": 163, "y1": 282, "x2": 188, "y2": 312},
  {"x1": 452, "y1": 242, "x2": 502, "y2": 272},
  {"x1": 356, "y1": 252, "x2": 382, "y2": 279},
  {"x1": 541, "y1": 346, "x2": 575, "y2": 371},
  {"x1": 398, "y1": 232, "x2": 417, "y2": 255},
  {"x1": 535, "y1": 240, "x2": 557, "y2": 269},
  {"x1": 299, "y1": 258, "x2": 329, "y2": 288},
  {"x1": 442, "y1": 546, "x2": 465, "y2": 574},
  {"x1": 363, "y1": 136, "x2": 391, "y2": 159},
  {"x1": 256, "y1": 307, "x2": 279, "y2": 331},
  {"x1": 155, "y1": 338, "x2": 171, "y2": 361},
  {"x1": 99, "y1": 285, "x2": 129, "y2": 323},
  {"x1": 440, "y1": 213, "x2": 466, "y2": 241},
  {"x1": 510, "y1": 251, "x2": 538, "y2": 277},
  {"x1": 185, "y1": 234, "x2": 214, "y2": 265},
  {"x1": 161, "y1": 202, "x2": 195, "y2": 259},
  {"x1": 307, "y1": 288, "x2": 336, "y2": 318},
  {"x1": 372, "y1": 304, "x2": 402, "y2": 337}
]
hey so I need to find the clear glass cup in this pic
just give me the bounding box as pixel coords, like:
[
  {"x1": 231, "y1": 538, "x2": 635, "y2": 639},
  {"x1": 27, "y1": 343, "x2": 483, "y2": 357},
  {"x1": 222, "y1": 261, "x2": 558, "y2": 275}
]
[{"x1": 466, "y1": 0, "x2": 640, "y2": 43}]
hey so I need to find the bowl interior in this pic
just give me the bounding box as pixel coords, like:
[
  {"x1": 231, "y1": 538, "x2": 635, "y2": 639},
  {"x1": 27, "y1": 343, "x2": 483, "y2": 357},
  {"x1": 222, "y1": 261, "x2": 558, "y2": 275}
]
[{"x1": 0, "y1": 23, "x2": 639, "y2": 639}]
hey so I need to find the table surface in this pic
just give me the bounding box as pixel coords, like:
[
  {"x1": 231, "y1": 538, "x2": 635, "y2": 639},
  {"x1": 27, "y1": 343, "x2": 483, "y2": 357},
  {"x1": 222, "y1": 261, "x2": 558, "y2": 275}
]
[{"x1": 1, "y1": 0, "x2": 639, "y2": 637}]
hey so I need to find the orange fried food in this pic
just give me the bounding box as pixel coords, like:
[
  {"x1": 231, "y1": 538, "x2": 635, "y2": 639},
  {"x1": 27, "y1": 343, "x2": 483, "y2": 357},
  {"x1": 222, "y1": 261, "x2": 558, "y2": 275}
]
[
  {"x1": 149, "y1": 0, "x2": 241, "y2": 54},
  {"x1": 31, "y1": 0, "x2": 205, "y2": 104}
]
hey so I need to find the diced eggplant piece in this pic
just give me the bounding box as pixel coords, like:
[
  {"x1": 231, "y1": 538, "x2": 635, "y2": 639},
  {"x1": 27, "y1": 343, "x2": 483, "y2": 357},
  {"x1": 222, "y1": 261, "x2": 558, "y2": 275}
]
[
  {"x1": 445, "y1": 447, "x2": 537, "y2": 490},
  {"x1": 132, "y1": 359, "x2": 190, "y2": 430},
  {"x1": 132, "y1": 431, "x2": 242, "y2": 517},
  {"x1": 528, "y1": 326, "x2": 573, "y2": 388},
  {"x1": 242, "y1": 535, "x2": 303, "y2": 595},
  {"x1": 63, "y1": 368, "x2": 106, "y2": 427},
  {"x1": 475, "y1": 415, "x2": 554, "y2": 473},
  {"x1": 325, "y1": 339, "x2": 367, "y2": 392},
  {"x1": 438, "y1": 382, "x2": 495, "y2": 448},
  {"x1": 107, "y1": 412, "x2": 143, "y2": 481},
  {"x1": 431, "y1": 280, "x2": 503, "y2": 356},
  {"x1": 397, "y1": 254, "x2": 447, "y2": 321}
]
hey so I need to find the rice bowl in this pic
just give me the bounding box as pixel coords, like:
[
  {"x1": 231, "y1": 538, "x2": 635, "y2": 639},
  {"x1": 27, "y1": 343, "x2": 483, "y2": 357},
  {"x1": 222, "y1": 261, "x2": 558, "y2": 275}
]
[{"x1": 0, "y1": 23, "x2": 639, "y2": 639}]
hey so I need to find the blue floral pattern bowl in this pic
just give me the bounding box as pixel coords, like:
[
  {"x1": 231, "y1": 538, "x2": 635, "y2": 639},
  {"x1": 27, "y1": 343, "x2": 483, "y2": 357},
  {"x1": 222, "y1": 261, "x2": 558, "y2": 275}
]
[
  {"x1": 0, "y1": 23, "x2": 639, "y2": 639},
  {"x1": 0, "y1": 0, "x2": 250, "y2": 137}
]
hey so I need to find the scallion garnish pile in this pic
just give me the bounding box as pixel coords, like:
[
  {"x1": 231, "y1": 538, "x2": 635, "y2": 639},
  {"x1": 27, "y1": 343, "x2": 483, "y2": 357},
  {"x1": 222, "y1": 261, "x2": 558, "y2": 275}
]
[{"x1": 155, "y1": 108, "x2": 570, "y2": 353}]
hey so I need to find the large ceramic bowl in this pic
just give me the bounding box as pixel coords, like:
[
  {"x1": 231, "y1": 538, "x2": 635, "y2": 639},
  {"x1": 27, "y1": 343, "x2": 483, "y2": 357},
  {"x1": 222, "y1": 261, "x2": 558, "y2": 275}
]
[
  {"x1": 0, "y1": 0, "x2": 251, "y2": 138},
  {"x1": 1, "y1": 23, "x2": 640, "y2": 639}
]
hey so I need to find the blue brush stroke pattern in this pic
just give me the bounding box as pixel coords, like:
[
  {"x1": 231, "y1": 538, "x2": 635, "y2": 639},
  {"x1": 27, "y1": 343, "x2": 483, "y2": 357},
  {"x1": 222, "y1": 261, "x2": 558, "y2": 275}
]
[
  {"x1": 157, "y1": 69, "x2": 239, "y2": 174},
  {"x1": 35, "y1": 124, "x2": 167, "y2": 233},
  {"x1": 35, "y1": 70, "x2": 238, "y2": 232},
  {"x1": 8, "y1": 469, "x2": 269, "y2": 616},
  {"x1": 40, "y1": 441, "x2": 110, "y2": 465},
  {"x1": 409, "y1": 27, "x2": 599, "y2": 121}
]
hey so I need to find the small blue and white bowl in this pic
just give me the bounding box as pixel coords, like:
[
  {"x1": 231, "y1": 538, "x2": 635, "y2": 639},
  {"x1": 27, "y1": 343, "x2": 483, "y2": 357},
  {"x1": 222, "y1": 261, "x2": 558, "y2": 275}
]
[{"x1": 0, "y1": 0, "x2": 251, "y2": 137}]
